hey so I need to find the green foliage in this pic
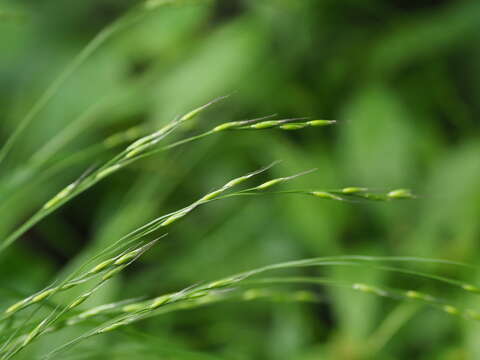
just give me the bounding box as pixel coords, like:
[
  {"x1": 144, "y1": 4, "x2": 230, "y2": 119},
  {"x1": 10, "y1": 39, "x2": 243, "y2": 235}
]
[{"x1": 1, "y1": 0, "x2": 479, "y2": 359}]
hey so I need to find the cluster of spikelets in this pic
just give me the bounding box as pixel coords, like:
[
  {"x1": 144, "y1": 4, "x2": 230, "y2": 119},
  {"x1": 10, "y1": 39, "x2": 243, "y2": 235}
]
[
  {"x1": 1, "y1": 2, "x2": 479, "y2": 359},
  {"x1": 0, "y1": 94, "x2": 424, "y2": 359},
  {"x1": 2, "y1": 95, "x2": 479, "y2": 359}
]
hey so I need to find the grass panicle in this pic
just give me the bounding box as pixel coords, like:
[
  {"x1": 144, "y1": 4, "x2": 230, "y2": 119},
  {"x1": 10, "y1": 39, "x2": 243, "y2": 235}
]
[
  {"x1": 0, "y1": 96, "x2": 337, "y2": 254},
  {"x1": 0, "y1": 2, "x2": 473, "y2": 358},
  {"x1": 36, "y1": 255, "x2": 480, "y2": 359}
]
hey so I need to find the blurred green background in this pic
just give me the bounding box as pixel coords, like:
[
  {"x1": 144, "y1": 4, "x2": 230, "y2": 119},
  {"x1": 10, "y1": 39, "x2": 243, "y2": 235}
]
[{"x1": 1, "y1": 0, "x2": 480, "y2": 359}]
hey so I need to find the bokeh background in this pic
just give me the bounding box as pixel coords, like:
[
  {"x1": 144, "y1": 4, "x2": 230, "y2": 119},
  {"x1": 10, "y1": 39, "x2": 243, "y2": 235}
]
[{"x1": 1, "y1": 0, "x2": 480, "y2": 359}]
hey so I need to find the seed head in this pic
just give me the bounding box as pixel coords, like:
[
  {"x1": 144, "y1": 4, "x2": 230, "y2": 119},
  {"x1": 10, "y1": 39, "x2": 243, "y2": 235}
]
[
  {"x1": 199, "y1": 189, "x2": 225, "y2": 202},
  {"x1": 160, "y1": 210, "x2": 189, "y2": 227},
  {"x1": 207, "y1": 278, "x2": 236, "y2": 289},
  {"x1": 32, "y1": 289, "x2": 56, "y2": 303},
  {"x1": 279, "y1": 123, "x2": 308, "y2": 130},
  {"x1": 102, "y1": 265, "x2": 127, "y2": 280},
  {"x1": 311, "y1": 191, "x2": 343, "y2": 201},
  {"x1": 114, "y1": 249, "x2": 143, "y2": 265},
  {"x1": 122, "y1": 303, "x2": 146, "y2": 313},
  {"x1": 186, "y1": 291, "x2": 209, "y2": 300},
  {"x1": 43, "y1": 184, "x2": 76, "y2": 210},
  {"x1": 68, "y1": 294, "x2": 90, "y2": 309},
  {"x1": 125, "y1": 143, "x2": 151, "y2": 159},
  {"x1": 90, "y1": 258, "x2": 116, "y2": 274},
  {"x1": 307, "y1": 120, "x2": 336, "y2": 127},
  {"x1": 256, "y1": 178, "x2": 285, "y2": 190},
  {"x1": 224, "y1": 175, "x2": 249, "y2": 188},
  {"x1": 213, "y1": 121, "x2": 243, "y2": 132},
  {"x1": 342, "y1": 187, "x2": 367, "y2": 194},
  {"x1": 250, "y1": 120, "x2": 280, "y2": 129},
  {"x1": 5, "y1": 299, "x2": 28, "y2": 315},
  {"x1": 150, "y1": 295, "x2": 170, "y2": 309},
  {"x1": 387, "y1": 189, "x2": 414, "y2": 200},
  {"x1": 126, "y1": 134, "x2": 156, "y2": 152},
  {"x1": 22, "y1": 318, "x2": 49, "y2": 346},
  {"x1": 96, "y1": 165, "x2": 122, "y2": 180}
]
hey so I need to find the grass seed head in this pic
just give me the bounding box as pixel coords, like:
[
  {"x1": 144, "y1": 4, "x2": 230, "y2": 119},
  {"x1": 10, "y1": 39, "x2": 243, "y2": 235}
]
[
  {"x1": 68, "y1": 294, "x2": 90, "y2": 310},
  {"x1": 256, "y1": 178, "x2": 285, "y2": 190},
  {"x1": 186, "y1": 291, "x2": 209, "y2": 300},
  {"x1": 250, "y1": 120, "x2": 282, "y2": 129},
  {"x1": 199, "y1": 189, "x2": 226, "y2": 202},
  {"x1": 122, "y1": 303, "x2": 147, "y2": 313},
  {"x1": 90, "y1": 258, "x2": 117, "y2": 274},
  {"x1": 150, "y1": 295, "x2": 170, "y2": 309},
  {"x1": 387, "y1": 189, "x2": 415, "y2": 200},
  {"x1": 102, "y1": 265, "x2": 128, "y2": 280},
  {"x1": 160, "y1": 210, "x2": 189, "y2": 227},
  {"x1": 126, "y1": 134, "x2": 156, "y2": 152},
  {"x1": 279, "y1": 123, "x2": 308, "y2": 130},
  {"x1": 32, "y1": 289, "x2": 56, "y2": 303},
  {"x1": 125, "y1": 143, "x2": 152, "y2": 159},
  {"x1": 213, "y1": 121, "x2": 244, "y2": 132},
  {"x1": 207, "y1": 278, "x2": 236, "y2": 289},
  {"x1": 311, "y1": 191, "x2": 344, "y2": 201},
  {"x1": 342, "y1": 187, "x2": 368, "y2": 194},
  {"x1": 22, "y1": 319, "x2": 49, "y2": 347},
  {"x1": 43, "y1": 184, "x2": 76, "y2": 210},
  {"x1": 307, "y1": 120, "x2": 336, "y2": 127},
  {"x1": 224, "y1": 175, "x2": 250, "y2": 188},
  {"x1": 5, "y1": 299, "x2": 28, "y2": 315},
  {"x1": 114, "y1": 249, "x2": 143, "y2": 265},
  {"x1": 96, "y1": 164, "x2": 122, "y2": 180}
]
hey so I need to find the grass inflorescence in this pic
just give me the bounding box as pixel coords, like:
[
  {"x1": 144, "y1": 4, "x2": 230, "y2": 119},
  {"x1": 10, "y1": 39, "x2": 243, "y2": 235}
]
[{"x1": 0, "y1": 2, "x2": 475, "y2": 359}]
